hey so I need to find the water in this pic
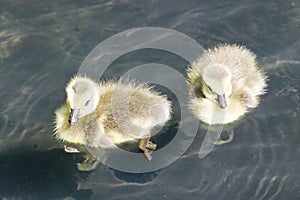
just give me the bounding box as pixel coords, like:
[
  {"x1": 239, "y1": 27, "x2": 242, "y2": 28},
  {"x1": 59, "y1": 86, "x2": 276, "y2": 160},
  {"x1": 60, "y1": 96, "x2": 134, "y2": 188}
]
[{"x1": 0, "y1": 0, "x2": 299, "y2": 199}]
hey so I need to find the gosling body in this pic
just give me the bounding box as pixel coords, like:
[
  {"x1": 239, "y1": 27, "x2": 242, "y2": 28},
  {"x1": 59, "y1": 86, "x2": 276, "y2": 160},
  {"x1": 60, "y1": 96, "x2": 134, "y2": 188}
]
[
  {"x1": 187, "y1": 44, "x2": 267, "y2": 124},
  {"x1": 54, "y1": 76, "x2": 171, "y2": 160}
]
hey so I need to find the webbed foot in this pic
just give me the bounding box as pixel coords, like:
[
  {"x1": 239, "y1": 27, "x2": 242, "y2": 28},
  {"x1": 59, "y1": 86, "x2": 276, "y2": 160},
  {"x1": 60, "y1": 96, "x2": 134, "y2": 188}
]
[
  {"x1": 215, "y1": 130, "x2": 234, "y2": 145},
  {"x1": 77, "y1": 153, "x2": 100, "y2": 171},
  {"x1": 138, "y1": 137, "x2": 157, "y2": 161}
]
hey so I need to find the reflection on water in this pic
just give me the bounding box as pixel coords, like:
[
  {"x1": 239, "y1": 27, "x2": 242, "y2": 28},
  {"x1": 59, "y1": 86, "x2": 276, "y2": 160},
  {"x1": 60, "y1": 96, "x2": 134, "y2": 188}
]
[{"x1": 0, "y1": 0, "x2": 299, "y2": 199}]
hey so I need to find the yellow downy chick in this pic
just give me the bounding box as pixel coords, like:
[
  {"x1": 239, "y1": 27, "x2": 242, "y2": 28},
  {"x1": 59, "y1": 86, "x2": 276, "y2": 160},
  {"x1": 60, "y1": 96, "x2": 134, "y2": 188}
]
[
  {"x1": 54, "y1": 76, "x2": 171, "y2": 163},
  {"x1": 187, "y1": 44, "x2": 267, "y2": 125}
]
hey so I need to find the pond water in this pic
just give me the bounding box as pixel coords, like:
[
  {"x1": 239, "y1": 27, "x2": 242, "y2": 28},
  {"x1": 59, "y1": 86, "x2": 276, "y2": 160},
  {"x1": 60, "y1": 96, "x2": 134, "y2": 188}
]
[{"x1": 0, "y1": 0, "x2": 299, "y2": 199}]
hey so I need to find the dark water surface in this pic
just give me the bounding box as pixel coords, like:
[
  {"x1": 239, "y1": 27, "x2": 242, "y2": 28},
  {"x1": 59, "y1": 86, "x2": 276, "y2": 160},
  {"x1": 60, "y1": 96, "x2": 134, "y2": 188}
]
[{"x1": 0, "y1": 0, "x2": 299, "y2": 199}]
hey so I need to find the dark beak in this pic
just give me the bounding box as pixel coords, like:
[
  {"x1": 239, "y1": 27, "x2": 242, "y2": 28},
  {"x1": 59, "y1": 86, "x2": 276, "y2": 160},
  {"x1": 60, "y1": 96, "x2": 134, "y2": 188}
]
[
  {"x1": 69, "y1": 109, "x2": 80, "y2": 124},
  {"x1": 217, "y1": 94, "x2": 227, "y2": 109}
]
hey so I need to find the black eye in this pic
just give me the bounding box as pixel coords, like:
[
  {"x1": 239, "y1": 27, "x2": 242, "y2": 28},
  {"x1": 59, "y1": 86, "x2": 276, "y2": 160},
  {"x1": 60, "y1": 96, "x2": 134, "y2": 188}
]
[
  {"x1": 85, "y1": 100, "x2": 91, "y2": 106},
  {"x1": 207, "y1": 85, "x2": 213, "y2": 92}
]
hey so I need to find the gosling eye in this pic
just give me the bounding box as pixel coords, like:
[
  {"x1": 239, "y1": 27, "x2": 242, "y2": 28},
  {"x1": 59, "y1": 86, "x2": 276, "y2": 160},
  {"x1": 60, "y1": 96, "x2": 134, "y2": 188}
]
[
  {"x1": 207, "y1": 85, "x2": 213, "y2": 93},
  {"x1": 85, "y1": 100, "x2": 91, "y2": 106}
]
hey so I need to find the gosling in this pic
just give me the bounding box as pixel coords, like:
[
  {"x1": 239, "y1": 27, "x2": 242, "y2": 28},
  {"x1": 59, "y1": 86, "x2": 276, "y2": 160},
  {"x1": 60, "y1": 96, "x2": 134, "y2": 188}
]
[
  {"x1": 187, "y1": 44, "x2": 267, "y2": 125},
  {"x1": 54, "y1": 76, "x2": 171, "y2": 161}
]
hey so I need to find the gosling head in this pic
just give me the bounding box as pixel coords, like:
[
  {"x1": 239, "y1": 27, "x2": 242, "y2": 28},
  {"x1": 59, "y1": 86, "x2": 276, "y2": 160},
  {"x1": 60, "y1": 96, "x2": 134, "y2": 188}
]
[
  {"x1": 202, "y1": 65, "x2": 232, "y2": 109},
  {"x1": 66, "y1": 76, "x2": 99, "y2": 124}
]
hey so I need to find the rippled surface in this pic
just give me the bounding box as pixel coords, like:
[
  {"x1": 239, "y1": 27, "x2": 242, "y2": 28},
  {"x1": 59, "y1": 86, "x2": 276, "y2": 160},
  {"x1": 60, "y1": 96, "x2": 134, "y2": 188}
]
[{"x1": 0, "y1": 0, "x2": 299, "y2": 199}]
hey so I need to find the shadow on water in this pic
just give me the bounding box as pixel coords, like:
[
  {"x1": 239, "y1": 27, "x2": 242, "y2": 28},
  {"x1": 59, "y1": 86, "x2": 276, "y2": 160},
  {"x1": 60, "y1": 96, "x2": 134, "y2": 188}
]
[
  {"x1": 0, "y1": 0, "x2": 300, "y2": 199},
  {"x1": 0, "y1": 149, "x2": 92, "y2": 199}
]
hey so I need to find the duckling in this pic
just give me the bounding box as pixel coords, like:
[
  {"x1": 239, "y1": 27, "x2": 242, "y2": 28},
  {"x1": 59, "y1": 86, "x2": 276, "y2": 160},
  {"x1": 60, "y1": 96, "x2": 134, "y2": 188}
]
[
  {"x1": 54, "y1": 76, "x2": 171, "y2": 168},
  {"x1": 187, "y1": 44, "x2": 267, "y2": 125}
]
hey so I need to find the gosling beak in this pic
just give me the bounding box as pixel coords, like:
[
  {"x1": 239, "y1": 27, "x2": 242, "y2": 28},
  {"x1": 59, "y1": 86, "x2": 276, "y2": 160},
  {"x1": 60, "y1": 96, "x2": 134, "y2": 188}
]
[
  {"x1": 69, "y1": 109, "x2": 80, "y2": 124},
  {"x1": 217, "y1": 94, "x2": 227, "y2": 109}
]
